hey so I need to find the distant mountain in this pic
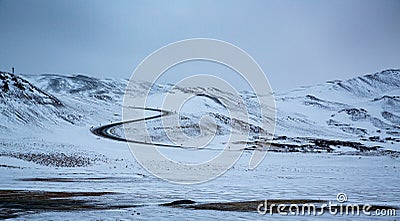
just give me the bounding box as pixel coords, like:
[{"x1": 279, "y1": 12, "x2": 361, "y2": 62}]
[
  {"x1": 0, "y1": 72, "x2": 62, "y2": 106},
  {"x1": 92, "y1": 69, "x2": 400, "y2": 154},
  {"x1": 330, "y1": 69, "x2": 400, "y2": 97},
  {"x1": 1, "y1": 69, "x2": 399, "y2": 154},
  {"x1": 0, "y1": 72, "x2": 126, "y2": 130},
  {"x1": 23, "y1": 74, "x2": 128, "y2": 102},
  {"x1": 272, "y1": 69, "x2": 400, "y2": 153},
  {"x1": 0, "y1": 72, "x2": 79, "y2": 129}
]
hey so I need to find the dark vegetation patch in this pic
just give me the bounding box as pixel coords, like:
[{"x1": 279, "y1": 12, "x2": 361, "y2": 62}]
[
  {"x1": 0, "y1": 190, "x2": 139, "y2": 219},
  {"x1": 160, "y1": 199, "x2": 196, "y2": 206},
  {"x1": 0, "y1": 164, "x2": 23, "y2": 169},
  {"x1": 17, "y1": 177, "x2": 113, "y2": 182},
  {"x1": 238, "y1": 136, "x2": 400, "y2": 157},
  {"x1": 0, "y1": 152, "x2": 106, "y2": 167},
  {"x1": 161, "y1": 199, "x2": 398, "y2": 214}
]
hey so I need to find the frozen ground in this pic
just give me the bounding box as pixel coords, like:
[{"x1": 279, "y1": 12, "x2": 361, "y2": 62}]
[
  {"x1": 0, "y1": 70, "x2": 399, "y2": 219},
  {"x1": 1, "y1": 137, "x2": 399, "y2": 220}
]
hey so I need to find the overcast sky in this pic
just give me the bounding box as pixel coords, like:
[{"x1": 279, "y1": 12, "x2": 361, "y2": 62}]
[{"x1": 0, "y1": 0, "x2": 399, "y2": 92}]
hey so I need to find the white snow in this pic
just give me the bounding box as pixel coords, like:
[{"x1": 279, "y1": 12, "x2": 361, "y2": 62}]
[{"x1": 0, "y1": 70, "x2": 399, "y2": 220}]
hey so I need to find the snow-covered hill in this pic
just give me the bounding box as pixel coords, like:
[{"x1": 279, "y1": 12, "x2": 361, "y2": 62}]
[
  {"x1": 1, "y1": 69, "x2": 399, "y2": 155},
  {"x1": 271, "y1": 69, "x2": 400, "y2": 153},
  {"x1": 0, "y1": 72, "x2": 80, "y2": 130},
  {"x1": 0, "y1": 72, "x2": 132, "y2": 134},
  {"x1": 108, "y1": 69, "x2": 400, "y2": 155},
  {"x1": 24, "y1": 74, "x2": 127, "y2": 102}
]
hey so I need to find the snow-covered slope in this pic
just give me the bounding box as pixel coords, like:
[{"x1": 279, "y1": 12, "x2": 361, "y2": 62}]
[
  {"x1": 22, "y1": 74, "x2": 135, "y2": 127},
  {"x1": 1, "y1": 69, "x2": 399, "y2": 155},
  {"x1": 271, "y1": 69, "x2": 400, "y2": 153},
  {"x1": 24, "y1": 74, "x2": 127, "y2": 102},
  {"x1": 0, "y1": 72, "x2": 132, "y2": 134},
  {"x1": 108, "y1": 69, "x2": 400, "y2": 154},
  {"x1": 0, "y1": 72, "x2": 80, "y2": 130}
]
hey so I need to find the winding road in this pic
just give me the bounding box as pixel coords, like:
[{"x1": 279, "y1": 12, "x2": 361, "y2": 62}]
[{"x1": 90, "y1": 107, "x2": 197, "y2": 148}]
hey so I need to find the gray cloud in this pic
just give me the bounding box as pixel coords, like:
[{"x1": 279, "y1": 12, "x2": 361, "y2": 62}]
[{"x1": 0, "y1": 0, "x2": 399, "y2": 91}]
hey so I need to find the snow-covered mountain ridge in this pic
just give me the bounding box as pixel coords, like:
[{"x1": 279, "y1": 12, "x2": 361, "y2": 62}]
[
  {"x1": 0, "y1": 71, "x2": 76, "y2": 129},
  {"x1": 0, "y1": 69, "x2": 399, "y2": 155}
]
